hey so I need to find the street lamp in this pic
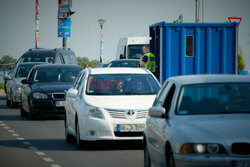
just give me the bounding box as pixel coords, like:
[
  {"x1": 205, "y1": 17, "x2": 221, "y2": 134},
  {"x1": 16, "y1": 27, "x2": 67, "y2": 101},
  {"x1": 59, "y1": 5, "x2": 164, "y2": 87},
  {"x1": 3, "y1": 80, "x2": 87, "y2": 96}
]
[{"x1": 98, "y1": 19, "x2": 105, "y2": 63}]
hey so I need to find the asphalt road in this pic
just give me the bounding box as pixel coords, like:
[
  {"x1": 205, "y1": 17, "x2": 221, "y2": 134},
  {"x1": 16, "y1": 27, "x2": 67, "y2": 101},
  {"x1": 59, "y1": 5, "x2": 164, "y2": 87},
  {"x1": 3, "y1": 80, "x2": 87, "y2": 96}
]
[{"x1": 0, "y1": 95, "x2": 143, "y2": 167}]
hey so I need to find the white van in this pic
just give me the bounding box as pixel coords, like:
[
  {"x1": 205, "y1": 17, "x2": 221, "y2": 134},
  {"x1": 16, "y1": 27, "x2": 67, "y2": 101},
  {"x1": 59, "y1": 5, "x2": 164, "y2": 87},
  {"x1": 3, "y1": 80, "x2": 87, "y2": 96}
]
[{"x1": 116, "y1": 37, "x2": 150, "y2": 59}]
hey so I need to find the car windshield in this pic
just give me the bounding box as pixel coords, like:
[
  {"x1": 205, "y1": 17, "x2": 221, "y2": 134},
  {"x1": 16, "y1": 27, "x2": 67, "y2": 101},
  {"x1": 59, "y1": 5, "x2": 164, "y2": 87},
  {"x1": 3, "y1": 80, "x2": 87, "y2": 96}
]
[
  {"x1": 86, "y1": 74, "x2": 160, "y2": 95},
  {"x1": 127, "y1": 45, "x2": 144, "y2": 59},
  {"x1": 61, "y1": 53, "x2": 77, "y2": 64},
  {"x1": 16, "y1": 65, "x2": 34, "y2": 78},
  {"x1": 108, "y1": 61, "x2": 139, "y2": 68},
  {"x1": 33, "y1": 68, "x2": 81, "y2": 83},
  {"x1": 176, "y1": 83, "x2": 250, "y2": 115},
  {"x1": 20, "y1": 56, "x2": 54, "y2": 63}
]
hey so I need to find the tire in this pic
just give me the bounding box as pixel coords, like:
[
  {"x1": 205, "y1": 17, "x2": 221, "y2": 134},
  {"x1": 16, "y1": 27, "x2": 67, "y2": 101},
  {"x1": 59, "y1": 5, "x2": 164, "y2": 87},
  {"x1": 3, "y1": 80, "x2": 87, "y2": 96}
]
[
  {"x1": 76, "y1": 120, "x2": 83, "y2": 149},
  {"x1": 20, "y1": 106, "x2": 26, "y2": 117},
  {"x1": 6, "y1": 99, "x2": 10, "y2": 107},
  {"x1": 10, "y1": 96, "x2": 16, "y2": 108},
  {"x1": 28, "y1": 103, "x2": 35, "y2": 120},
  {"x1": 144, "y1": 143, "x2": 151, "y2": 167},
  {"x1": 65, "y1": 116, "x2": 74, "y2": 143},
  {"x1": 166, "y1": 148, "x2": 175, "y2": 167}
]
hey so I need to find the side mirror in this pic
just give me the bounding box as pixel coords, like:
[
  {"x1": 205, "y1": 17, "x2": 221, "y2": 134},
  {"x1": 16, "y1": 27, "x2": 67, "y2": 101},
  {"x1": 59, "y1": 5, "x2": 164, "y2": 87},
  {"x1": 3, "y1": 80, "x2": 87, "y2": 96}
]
[
  {"x1": 120, "y1": 54, "x2": 126, "y2": 59},
  {"x1": 9, "y1": 65, "x2": 14, "y2": 70},
  {"x1": 4, "y1": 75, "x2": 12, "y2": 80},
  {"x1": 21, "y1": 79, "x2": 30, "y2": 85},
  {"x1": 148, "y1": 106, "x2": 166, "y2": 118},
  {"x1": 67, "y1": 88, "x2": 78, "y2": 98}
]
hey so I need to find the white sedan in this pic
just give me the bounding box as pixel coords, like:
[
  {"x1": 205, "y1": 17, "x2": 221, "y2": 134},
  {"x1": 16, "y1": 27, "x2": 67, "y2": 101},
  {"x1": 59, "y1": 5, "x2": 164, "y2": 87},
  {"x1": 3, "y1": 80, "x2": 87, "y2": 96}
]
[{"x1": 64, "y1": 68, "x2": 161, "y2": 148}]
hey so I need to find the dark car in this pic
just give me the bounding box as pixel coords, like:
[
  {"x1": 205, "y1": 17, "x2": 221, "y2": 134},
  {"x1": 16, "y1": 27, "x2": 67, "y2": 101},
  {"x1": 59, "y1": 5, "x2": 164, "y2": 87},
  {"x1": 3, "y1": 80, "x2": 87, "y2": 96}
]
[
  {"x1": 20, "y1": 64, "x2": 82, "y2": 119},
  {"x1": 107, "y1": 59, "x2": 140, "y2": 68},
  {"x1": 15, "y1": 48, "x2": 77, "y2": 68}
]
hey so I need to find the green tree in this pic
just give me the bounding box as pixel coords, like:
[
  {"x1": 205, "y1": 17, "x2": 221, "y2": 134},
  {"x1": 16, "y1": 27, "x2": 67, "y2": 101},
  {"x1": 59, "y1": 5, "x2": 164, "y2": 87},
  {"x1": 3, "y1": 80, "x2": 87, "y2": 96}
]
[
  {"x1": 89, "y1": 60, "x2": 100, "y2": 68},
  {"x1": 0, "y1": 55, "x2": 16, "y2": 65},
  {"x1": 77, "y1": 57, "x2": 89, "y2": 68},
  {"x1": 238, "y1": 47, "x2": 245, "y2": 71}
]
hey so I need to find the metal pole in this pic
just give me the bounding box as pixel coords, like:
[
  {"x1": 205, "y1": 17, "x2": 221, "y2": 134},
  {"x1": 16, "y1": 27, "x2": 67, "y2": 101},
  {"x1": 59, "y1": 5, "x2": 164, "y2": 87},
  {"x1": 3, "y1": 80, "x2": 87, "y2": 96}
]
[
  {"x1": 100, "y1": 25, "x2": 103, "y2": 63},
  {"x1": 63, "y1": 37, "x2": 67, "y2": 50},
  {"x1": 195, "y1": 0, "x2": 200, "y2": 23},
  {"x1": 35, "y1": 0, "x2": 39, "y2": 48}
]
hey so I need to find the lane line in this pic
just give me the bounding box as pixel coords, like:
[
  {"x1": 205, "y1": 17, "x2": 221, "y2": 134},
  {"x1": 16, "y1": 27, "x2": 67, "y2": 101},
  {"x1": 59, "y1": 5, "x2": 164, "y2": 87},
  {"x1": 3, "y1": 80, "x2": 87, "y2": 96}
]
[
  {"x1": 17, "y1": 137, "x2": 25, "y2": 140},
  {"x1": 8, "y1": 130, "x2": 15, "y2": 133},
  {"x1": 23, "y1": 141, "x2": 31, "y2": 145},
  {"x1": 12, "y1": 133, "x2": 19, "y2": 137},
  {"x1": 51, "y1": 164, "x2": 61, "y2": 167},
  {"x1": 43, "y1": 157, "x2": 54, "y2": 162},
  {"x1": 36, "y1": 151, "x2": 46, "y2": 156},
  {"x1": 28, "y1": 146, "x2": 38, "y2": 150},
  {"x1": 4, "y1": 126, "x2": 10, "y2": 129}
]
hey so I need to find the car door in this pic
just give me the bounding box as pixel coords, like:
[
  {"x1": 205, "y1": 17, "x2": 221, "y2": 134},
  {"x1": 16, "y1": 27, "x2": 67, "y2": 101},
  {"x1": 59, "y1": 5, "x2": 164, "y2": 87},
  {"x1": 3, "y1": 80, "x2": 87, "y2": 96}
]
[
  {"x1": 67, "y1": 72, "x2": 85, "y2": 133},
  {"x1": 21, "y1": 68, "x2": 34, "y2": 112},
  {"x1": 147, "y1": 81, "x2": 177, "y2": 164}
]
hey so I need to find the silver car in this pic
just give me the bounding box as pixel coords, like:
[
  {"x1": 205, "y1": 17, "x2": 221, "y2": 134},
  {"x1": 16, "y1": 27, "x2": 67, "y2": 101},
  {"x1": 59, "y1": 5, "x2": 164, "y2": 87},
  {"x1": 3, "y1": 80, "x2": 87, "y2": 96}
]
[
  {"x1": 144, "y1": 75, "x2": 250, "y2": 167},
  {"x1": 5, "y1": 62, "x2": 45, "y2": 107}
]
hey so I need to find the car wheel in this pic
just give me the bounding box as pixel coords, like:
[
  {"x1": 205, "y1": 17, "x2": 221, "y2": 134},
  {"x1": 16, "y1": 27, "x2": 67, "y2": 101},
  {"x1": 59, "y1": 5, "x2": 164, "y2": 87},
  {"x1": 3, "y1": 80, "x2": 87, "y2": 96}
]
[
  {"x1": 76, "y1": 120, "x2": 83, "y2": 149},
  {"x1": 6, "y1": 99, "x2": 10, "y2": 107},
  {"x1": 166, "y1": 148, "x2": 175, "y2": 167},
  {"x1": 10, "y1": 96, "x2": 16, "y2": 108},
  {"x1": 28, "y1": 103, "x2": 35, "y2": 120},
  {"x1": 144, "y1": 143, "x2": 151, "y2": 167},
  {"x1": 65, "y1": 116, "x2": 74, "y2": 143},
  {"x1": 20, "y1": 104, "x2": 26, "y2": 117}
]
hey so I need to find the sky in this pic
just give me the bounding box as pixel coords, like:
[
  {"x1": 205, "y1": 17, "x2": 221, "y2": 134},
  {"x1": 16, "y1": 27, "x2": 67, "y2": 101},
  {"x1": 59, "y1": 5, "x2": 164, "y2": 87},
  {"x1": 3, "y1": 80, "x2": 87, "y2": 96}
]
[{"x1": 0, "y1": 0, "x2": 250, "y2": 69}]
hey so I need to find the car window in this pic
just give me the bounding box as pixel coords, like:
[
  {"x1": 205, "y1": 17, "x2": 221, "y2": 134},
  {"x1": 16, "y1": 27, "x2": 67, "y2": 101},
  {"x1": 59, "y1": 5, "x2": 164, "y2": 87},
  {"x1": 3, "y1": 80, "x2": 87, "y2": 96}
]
[
  {"x1": 154, "y1": 82, "x2": 173, "y2": 107},
  {"x1": 73, "y1": 72, "x2": 84, "y2": 89},
  {"x1": 163, "y1": 84, "x2": 176, "y2": 113},
  {"x1": 153, "y1": 81, "x2": 169, "y2": 106},
  {"x1": 77, "y1": 73, "x2": 85, "y2": 90},
  {"x1": 54, "y1": 55, "x2": 63, "y2": 64},
  {"x1": 15, "y1": 65, "x2": 34, "y2": 78},
  {"x1": 61, "y1": 53, "x2": 76, "y2": 64}
]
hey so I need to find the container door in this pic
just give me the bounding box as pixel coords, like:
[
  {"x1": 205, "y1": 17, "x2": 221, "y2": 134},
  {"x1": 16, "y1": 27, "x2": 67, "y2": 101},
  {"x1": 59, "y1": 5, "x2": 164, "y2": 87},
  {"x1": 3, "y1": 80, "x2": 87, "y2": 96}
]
[{"x1": 183, "y1": 29, "x2": 195, "y2": 75}]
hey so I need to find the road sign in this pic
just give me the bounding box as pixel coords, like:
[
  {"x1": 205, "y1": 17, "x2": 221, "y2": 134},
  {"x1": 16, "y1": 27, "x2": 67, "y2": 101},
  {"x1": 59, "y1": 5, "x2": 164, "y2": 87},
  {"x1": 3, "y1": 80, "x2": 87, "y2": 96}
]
[
  {"x1": 58, "y1": 0, "x2": 72, "y2": 18},
  {"x1": 58, "y1": 18, "x2": 71, "y2": 37},
  {"x1": 228, "y1": 17, "x2": 242, "y2": 26}
]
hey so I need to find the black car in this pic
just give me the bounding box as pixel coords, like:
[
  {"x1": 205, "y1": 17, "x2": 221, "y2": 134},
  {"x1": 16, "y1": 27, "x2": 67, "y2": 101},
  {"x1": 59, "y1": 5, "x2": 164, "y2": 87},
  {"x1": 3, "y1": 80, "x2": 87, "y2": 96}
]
[
  {"x1": 15, "y1": 48, "x2": 77, "y2": 68},
  {"x1": 107, "y1": 59, "x2": 140, "y2": 68},
  {"x1": 20, "y1": 64, "x2": 82, "y2": 119}
]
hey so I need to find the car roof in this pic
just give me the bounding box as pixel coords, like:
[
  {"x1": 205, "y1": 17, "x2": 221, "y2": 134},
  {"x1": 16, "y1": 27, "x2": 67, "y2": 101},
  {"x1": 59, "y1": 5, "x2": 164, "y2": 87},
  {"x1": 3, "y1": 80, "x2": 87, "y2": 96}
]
[
  {"x1": 33, "y1": 64, "x2": 82, "y2": 69},
  {"x1": 110, "y1": 59, "x2": 140, "y2": 62},
  {"x1": 19, "y1": 62, "x2": 48, "y2": 66},
  {"x1": 23, "y1": 48, "x2": 74, "y2": 57},
  {"x1": 169, "y1": 74, "x2": 250, "y2": 85},
  {"x1": 87, "y1": 68, "x2": 151, "y2": 75}
]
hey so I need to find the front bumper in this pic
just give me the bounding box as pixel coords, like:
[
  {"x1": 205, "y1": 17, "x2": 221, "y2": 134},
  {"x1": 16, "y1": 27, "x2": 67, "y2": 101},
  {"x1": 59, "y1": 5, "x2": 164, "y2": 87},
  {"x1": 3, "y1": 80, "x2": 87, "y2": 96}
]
[
  {"x1": 174, "y1": 153, "x2": 250, "y2": 167},
  {"x1": 13, "y1": 90, "x2": 21, "y2": 103},
  {"x1": 79, "y1": 115, "x2": 146, "y2": 141}
]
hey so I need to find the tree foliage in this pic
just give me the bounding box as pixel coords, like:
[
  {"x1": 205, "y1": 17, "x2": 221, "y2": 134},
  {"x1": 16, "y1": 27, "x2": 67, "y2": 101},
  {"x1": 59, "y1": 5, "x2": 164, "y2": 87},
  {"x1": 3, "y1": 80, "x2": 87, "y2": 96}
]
[
  {"x1": 77, "y1": 57, "x2": 99, "y2": 69},
  {"x1": 238, "y1": 47, "x2": 245, "y2": 71},
  {"x1": 0, "y1": 55, "x2": 16, "y2": 65}
]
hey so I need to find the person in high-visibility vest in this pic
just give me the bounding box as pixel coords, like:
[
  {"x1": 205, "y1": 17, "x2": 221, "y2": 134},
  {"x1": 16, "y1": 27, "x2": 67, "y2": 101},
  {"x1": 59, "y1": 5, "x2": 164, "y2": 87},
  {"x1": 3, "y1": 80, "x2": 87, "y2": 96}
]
[{"x1": 140, "y1": 45, "x2": 156, "y2": 74}]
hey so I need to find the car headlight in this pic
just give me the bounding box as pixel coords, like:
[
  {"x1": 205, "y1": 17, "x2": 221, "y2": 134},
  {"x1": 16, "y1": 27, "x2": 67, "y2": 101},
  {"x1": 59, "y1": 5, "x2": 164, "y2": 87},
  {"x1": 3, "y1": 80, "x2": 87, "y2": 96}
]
[
  {"x1": 32, "y1": 92, "x2": 48, "y2": 99},
  {"x1": 15, "y1": 85, "x2": 22, "y2": 91},
  {"x1": 85, "y1": 104, "x2": 104, "y2": 119},
  {"x1": 180, "y1": 143, "x2": 226, "y2": 154}
]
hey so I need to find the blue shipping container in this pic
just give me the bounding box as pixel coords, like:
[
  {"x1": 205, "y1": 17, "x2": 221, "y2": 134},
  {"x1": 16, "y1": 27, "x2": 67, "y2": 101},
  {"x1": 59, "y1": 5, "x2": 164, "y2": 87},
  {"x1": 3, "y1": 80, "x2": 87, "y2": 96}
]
[{"x1": 149, "y1": 22, "x2": 238, "y2": 83}]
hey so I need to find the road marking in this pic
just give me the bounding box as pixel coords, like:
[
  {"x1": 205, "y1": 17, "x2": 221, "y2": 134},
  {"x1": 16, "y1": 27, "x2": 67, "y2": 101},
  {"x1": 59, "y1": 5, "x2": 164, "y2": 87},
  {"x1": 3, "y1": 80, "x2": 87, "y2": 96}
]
[
  {"x1": 8, "y1": 130, "x2": 15, "y2": 133},
  {"x1": 4, "y1": 126, "x2": 10, "y2": 129},
  {"x1": 36, "y1": 151, "x2": 46, "y2": 156},
  {"x1": 28, "y1": 146, "x2": 38, "y2": 150},
  {"x1": 51, "y1": 164, "x2": 61, "y2": 167},
  {"x1": 12, "y1": 133, "x2": 19, "y2": 137},
  {"x1": 17, "y1": 137, "x2": 25, "y2": 140},
  {"x1": 23, "y1": 141, "x2": 31, "y2": 145},
  {"x1": 0, "y1": 124, "x2": 6, "y2": 126},
  {"x1": 43, "y1": 157, "x2": 54, "y2": 162}
]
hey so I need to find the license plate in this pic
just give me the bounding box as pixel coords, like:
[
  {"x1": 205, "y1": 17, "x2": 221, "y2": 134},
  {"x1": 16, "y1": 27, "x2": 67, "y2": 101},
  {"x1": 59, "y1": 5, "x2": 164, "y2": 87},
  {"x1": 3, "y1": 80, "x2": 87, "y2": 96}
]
[
  {"x1": 55, "y1": 101, "x2": 65, "y2": 107},
  {"x1": 232, "y1": 161, "x2": 250, "y2": 167},
  {"x1": 117, "y1": 124, "x2": 145, "y2": 132}
]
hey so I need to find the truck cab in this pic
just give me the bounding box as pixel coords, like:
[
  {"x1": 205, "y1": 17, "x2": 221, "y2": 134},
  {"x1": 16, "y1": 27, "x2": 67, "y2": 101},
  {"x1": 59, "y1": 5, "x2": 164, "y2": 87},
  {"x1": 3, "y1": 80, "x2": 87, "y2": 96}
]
[{"x1": 116, "y1": 37, "x2": 150, "y2": 59}]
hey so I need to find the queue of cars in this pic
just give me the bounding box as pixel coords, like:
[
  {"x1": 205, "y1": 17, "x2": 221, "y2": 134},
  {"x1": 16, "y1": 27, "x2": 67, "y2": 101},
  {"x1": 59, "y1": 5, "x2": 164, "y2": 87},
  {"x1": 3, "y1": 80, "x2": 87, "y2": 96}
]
[{"x1": 3, "y1": 48, "x2": 250, "y2": 166}]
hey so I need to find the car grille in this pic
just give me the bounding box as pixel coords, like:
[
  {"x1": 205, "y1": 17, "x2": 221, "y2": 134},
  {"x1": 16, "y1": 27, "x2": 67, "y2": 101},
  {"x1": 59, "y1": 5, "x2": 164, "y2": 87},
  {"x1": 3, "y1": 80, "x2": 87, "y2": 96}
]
[
  {"x1": 231, "y1": 143, "x2": 250, "y2": 155},
  {"x1": 52, "y1": 93, "x2": 65, "y2": 100},
  {"x1": 114, "y1": 132, "x2": 143, "y2": 137},
  {"x1": 106, "y1": 109, "x2": 148, "y2": 119}
]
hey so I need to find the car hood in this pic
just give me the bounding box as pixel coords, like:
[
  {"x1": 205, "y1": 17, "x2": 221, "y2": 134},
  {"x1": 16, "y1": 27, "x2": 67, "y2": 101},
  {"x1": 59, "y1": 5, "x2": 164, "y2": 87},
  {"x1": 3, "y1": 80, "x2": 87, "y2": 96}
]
[
  {"x1": 14, "y1": 77, "x2": 25, "y2": 85},
  {"x1": 31, "y1": 82, "x2": 73, "y2": 93},
  {"x1": 173, "y1": 115, "x2": 250, "y2": 143},
  {"x1": 85, "y1": 95, "x2": 156, "y2": 110}
]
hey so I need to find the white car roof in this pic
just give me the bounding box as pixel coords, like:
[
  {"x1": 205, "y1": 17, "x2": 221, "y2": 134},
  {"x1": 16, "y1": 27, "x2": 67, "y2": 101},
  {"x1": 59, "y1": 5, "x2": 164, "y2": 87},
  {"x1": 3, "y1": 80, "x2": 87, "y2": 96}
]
[
  {"x1": 168, "y1": 74, "x2": 250, "y2": 85},
  {"x1": 87, "y1": 68, "x2": 151, "y2": 75}
]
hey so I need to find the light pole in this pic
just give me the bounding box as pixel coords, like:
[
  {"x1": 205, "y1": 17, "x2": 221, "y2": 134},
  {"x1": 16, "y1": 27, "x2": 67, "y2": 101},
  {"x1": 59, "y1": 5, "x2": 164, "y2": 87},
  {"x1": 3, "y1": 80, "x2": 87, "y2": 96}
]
[
  {"x1": 35, "y1": 0, "x2": 39, "y2": 48},
  {"x1": 195, "y1": 0, "x2": 200, "y2": 23},
  {"x1": 98, "y1": 19, "x2": 105, "y2": 63}
]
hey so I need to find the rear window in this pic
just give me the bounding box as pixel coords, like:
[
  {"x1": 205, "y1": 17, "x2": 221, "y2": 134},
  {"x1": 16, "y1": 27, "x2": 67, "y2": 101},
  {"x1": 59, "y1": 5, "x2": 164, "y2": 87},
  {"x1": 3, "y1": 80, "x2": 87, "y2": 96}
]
[
  {"x1": 108, "y1": 61, "x2": 139, "y2": 68},
  {"x1": 20, "y1": 55, "x2": 54, "y2": 63},
  {"x1": 61, "y1": 53, "x2": 76, "y2": 64}
]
